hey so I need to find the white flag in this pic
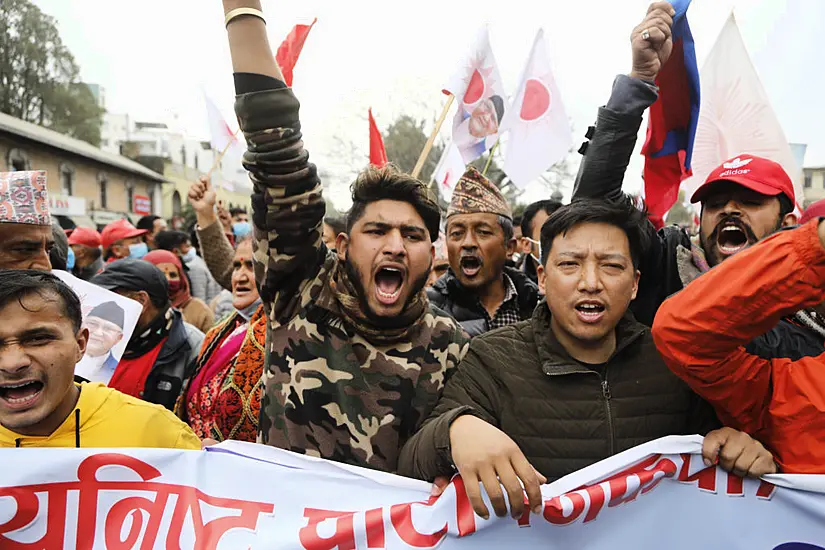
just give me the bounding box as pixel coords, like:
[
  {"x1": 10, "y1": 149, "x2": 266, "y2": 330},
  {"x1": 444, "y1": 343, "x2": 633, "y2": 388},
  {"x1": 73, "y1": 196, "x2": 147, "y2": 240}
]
[
  {"x1": 681, "y1": 13, "x2": 802, "y2": 208},
  {"x1": 432, "y1": 143, "x2": 465, "y2": 203},
  {"x1": 444, "y1": 28, "x2": 509, "y2": 165},
  {"x1": 203, "y1": 92, "x2": 249, "y2": 191},
  {"x1": 501, "y1": 29, "x2": 572, "y2": 189}
]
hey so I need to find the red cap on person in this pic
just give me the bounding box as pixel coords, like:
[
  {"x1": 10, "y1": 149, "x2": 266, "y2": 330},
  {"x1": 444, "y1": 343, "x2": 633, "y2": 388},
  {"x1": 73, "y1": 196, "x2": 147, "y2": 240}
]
[
  {"x1": 101, "y1": 219, "x2": 147, "y2": 250},
  {"x1": 690, "y1": 154, "x2": 795, "y2": 206},
  {"x1": 800, "y1": 198, "x2": 825, "y2": 225},
  {"x1": 68, "y1": 227, "x2": 102, "y2": 248}
]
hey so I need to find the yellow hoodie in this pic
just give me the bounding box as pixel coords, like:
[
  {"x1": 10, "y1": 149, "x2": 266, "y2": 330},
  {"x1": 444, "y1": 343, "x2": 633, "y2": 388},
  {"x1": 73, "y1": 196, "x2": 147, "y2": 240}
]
[{"x1": 0, "y1": 382, "x2": 201, "y2": 449}]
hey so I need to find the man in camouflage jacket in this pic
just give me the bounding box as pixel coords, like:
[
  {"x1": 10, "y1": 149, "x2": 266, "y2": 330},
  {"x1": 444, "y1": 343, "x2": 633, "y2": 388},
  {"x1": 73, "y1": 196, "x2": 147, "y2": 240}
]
[{"x1": 220, "y1": 0, "x2": 469, "y2": 472}]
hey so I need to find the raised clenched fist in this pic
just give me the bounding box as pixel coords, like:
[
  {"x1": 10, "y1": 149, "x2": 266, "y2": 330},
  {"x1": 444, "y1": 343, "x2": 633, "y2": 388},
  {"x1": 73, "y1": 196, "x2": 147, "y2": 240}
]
[
  {"x1": 630, "y1": 2, "x2": 676, "y2": 82},
  {"x1": 188, "y1": 176, "x2": 217, "y2": 216}
]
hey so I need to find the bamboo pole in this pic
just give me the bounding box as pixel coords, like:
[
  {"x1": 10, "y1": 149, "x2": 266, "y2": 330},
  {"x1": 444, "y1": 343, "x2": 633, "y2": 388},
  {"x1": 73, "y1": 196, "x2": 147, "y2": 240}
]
[
  {"x1": 482, "y1": 138, "x2": 500, "y2": 176},
  {"x1": 411, "y1": 94, "x2": 455, "y2": 179}
]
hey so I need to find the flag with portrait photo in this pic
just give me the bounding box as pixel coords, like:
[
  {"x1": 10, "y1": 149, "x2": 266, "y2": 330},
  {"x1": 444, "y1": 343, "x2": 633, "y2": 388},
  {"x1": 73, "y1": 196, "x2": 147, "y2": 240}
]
[{"x1": 444, "y1": 28, "x2": 509, "y2": 165}]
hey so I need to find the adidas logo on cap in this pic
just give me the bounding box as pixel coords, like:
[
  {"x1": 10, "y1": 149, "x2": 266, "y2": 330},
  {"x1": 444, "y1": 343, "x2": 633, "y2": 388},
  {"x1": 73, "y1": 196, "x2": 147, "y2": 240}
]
[{"x1": 723, "y1": 157, "x2": 753, "y2": 170}]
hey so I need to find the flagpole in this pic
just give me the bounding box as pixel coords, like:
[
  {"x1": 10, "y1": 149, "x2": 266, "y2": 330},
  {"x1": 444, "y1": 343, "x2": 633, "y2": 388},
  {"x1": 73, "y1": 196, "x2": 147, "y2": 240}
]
[
  {"x1": 412, "y1": 94, "x2": 455, "y2": 179},
  {"x1": 207, "y1": 128, "x2": 241, "y2": 203},
  {"x1": 207, "y1": 128, "x2": 241, "y2": 178},
  {"x1": 482, "y1": 138, "x2": 500, "y2": 176}
]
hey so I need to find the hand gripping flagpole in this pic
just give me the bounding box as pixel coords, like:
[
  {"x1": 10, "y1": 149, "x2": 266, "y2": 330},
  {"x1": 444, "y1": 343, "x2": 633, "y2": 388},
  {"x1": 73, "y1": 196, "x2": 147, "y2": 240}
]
[{"x1": 411, "y1": 94, "x2": 455, "y2": 179}]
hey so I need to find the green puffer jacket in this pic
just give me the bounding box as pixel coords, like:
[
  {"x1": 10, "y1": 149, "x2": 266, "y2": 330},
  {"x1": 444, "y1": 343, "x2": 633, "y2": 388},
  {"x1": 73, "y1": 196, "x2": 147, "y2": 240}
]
[{"x1": 399, "y1": 302, "x2": 720, "y2": 482}]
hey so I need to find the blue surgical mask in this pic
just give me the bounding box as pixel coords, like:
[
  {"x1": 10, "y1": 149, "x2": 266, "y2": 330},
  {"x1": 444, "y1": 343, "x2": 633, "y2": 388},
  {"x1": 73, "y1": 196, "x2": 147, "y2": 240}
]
[
  {"x1": 233, "y1": 221, "x2": 252, "y2": 239},
  {"x1": 237, "y1": 298, "x2": 262, "y2": 321},
  {"x1": 66, "y1": 247, "x2": 75, "y2": 270},
  {"x1": 128, "y1": 242, "x2": 149, "y2": 260},
  {"x1": 181, "y1": 248, "x2": 197, "y2": 263}
]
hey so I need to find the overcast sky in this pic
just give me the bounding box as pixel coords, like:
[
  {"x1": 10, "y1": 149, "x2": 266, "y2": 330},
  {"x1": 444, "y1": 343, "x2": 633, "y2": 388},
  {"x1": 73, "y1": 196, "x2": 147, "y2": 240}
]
[{"x1": 31, "y1": 0, "x2": 824, "y2": 209}]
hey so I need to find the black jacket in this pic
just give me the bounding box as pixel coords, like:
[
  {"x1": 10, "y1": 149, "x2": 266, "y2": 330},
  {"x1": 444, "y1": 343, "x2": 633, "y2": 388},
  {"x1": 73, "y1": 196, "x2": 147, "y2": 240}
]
[
  {"x1": 140, "y1": 310, "x2": 204, "y2": 410},
  {"x1": 399, "y1": 303, "x2": 719, "y2": 482},
  {"x1": 427, "y1": 266, "x2": 540, "y2": 337}
]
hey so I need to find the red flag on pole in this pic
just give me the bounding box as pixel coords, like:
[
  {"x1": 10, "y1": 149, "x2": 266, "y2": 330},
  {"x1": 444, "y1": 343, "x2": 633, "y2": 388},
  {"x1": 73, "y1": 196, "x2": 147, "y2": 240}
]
[
  {"x1": 275, "y1": 19, "x2": 317, "y2": 87},
  {"x1": 368, "y1": 109, "x2": 388, "y2": 167}
]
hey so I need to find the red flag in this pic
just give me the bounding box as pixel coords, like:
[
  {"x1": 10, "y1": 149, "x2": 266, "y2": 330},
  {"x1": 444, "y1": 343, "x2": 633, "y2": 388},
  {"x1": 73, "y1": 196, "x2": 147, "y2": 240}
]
[
  {"x1": 275, "y1": 19, "x2": 317, "y2": 87},
  {"x1": 640, "y1": 0, "x2": 699, "y2": 223},
  {"x1": 368, "y1": 109, "x2": 388, "y2": 167}
]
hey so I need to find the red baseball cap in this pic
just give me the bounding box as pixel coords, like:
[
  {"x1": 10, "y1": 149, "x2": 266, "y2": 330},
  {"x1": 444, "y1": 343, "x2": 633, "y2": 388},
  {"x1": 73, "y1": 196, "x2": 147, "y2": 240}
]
[
  {"x1": 690, "y1": 154, "x2": 795, "y2": 206},
  {"x1": 101, "y1": 219, "x2": 147, "y2": 250},
  {"x1": 68, "y1": 227, "x2": 102, "y2": 248},
  {"x1": 800, "y1": 198, "x2": 825, "y2": 225}
]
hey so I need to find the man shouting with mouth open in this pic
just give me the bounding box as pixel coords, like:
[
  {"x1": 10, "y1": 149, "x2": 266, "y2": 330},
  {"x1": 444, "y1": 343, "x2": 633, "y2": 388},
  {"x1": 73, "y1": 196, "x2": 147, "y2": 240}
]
[
  {"x1": 220, "y1": 0, "x2": 468, "y2": 473},
  {"x1": 429, "y1": 167, "x2": 540, "y2": 337},
  {"x1": 572, "y1": 1, "x2": 798, "y2": 325}
]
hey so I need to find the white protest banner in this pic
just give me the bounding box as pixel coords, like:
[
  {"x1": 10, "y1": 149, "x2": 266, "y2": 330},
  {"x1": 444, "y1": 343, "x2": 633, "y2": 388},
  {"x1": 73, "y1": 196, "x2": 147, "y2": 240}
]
[
  {"x1": 53, "y1": 271, "x2": 142, "y2": 385},
  {"x1": 0, "y1": 436, "x2": 824, "y2": 548}
]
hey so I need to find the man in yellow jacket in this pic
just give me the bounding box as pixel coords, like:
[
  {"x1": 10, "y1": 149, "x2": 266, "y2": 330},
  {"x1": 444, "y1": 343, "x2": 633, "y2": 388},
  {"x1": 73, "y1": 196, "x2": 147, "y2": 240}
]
[{"x1": 0, "y1": 269, "x2": 201, "y2": 449}]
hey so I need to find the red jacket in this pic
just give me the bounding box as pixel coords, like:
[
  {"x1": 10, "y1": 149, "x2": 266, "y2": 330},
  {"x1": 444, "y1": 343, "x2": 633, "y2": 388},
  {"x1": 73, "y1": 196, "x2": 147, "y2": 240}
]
[{"x1": 652, "y1": 220, "x2": 825, "y2": 474}]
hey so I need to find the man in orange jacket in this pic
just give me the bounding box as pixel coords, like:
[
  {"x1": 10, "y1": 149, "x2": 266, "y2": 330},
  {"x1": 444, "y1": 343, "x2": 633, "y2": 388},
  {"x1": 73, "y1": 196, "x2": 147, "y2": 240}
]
[{"x1": 653, "y1": 219, "x2": 825, "y2": 474}]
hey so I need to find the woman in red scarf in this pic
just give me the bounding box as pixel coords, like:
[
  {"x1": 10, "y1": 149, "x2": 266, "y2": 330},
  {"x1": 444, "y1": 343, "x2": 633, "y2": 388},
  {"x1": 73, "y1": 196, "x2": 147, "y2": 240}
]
[
  {"x1": 145, "y1": 250, "x2": 214, "y2": 333},
  {"x1": 176, "y1": 239, "x2": 265, "y2": 442}
]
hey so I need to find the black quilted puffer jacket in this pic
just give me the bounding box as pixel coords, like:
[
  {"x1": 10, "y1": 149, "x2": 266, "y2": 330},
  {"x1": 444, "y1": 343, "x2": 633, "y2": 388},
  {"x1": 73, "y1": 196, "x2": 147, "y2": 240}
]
[{"x1": 427, "y1": 266, "x2": 540, "y2": 337}]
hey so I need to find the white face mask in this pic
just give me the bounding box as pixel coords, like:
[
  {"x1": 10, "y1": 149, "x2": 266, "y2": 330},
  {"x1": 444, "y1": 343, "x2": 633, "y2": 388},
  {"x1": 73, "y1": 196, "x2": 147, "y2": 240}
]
[
  {"x1": 181, "y1": 248, "x2": 197, "y2": 263},
  {"x1": 524, "y1": 237, "x2": 542, "y2": 264}
]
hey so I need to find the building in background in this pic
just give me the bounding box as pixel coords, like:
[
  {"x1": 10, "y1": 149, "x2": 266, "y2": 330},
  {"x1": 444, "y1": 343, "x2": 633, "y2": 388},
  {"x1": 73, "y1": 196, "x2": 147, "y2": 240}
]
[
  {"x1": 802, "y1": 144, "x2": 825, "y2": 208},
  {"x1": 101, "y1": 111, "x2": 252, "y2": 221},
  {"x1": 0, "y1": 111, "x2": 166, "y2": 230}
]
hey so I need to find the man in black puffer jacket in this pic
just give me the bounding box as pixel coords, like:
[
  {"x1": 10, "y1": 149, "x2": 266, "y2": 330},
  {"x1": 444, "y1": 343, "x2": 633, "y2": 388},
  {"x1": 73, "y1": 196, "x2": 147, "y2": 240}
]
[{"x1": 428, "y1": 167, "x2": 540, "y2": 337}]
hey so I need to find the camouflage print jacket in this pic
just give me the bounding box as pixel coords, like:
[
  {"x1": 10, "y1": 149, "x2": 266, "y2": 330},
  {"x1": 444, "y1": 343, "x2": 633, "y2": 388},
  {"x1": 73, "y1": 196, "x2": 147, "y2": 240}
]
[{"x1": 235, "y1": 82, "x2": 469, "y2": 473}]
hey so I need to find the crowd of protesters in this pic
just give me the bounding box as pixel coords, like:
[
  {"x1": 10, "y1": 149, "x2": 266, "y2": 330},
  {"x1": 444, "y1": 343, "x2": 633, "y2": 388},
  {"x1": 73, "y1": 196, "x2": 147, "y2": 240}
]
[{"x1": 0, "y1": 0, "x2": 822, "y2": 526}]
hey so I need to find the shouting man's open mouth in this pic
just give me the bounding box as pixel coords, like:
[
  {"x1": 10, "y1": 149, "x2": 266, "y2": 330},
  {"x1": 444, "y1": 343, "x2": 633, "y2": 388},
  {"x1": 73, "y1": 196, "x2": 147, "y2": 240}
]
[
  {"x1": 715, "y1": 219, "x2": 753, "y2": 258},
  {"x1": 0, "y1": 380, "x2": 44, "y2": 410},
  {"x1": 459, "y1": 255, "x2": 483, "y2": 279},
  {"x1": 374, "y1": 264, "x2": 406, "y2": 306}
]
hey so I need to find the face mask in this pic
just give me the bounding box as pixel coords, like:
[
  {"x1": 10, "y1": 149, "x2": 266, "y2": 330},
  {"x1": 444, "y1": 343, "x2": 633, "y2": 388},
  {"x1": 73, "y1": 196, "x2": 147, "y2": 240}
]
[
  {"x1": 181, "y1": 248, "x2": 197, "y2": 263},
  {"x1": 237, "y1": 298, "x2": 262, "y2": 321},
  {"x1": 525, "y1": 237, "x2": 542, "y2": 264},
  {"x1": 66, "y1": 247, "x2": 75, "y2": 270},
  {"x1": 128, "y1": 242, "x2": 149, "y2": 260},
  {"x1": 233, "y1": 222, "x2": 252, "y2": 239},
  {"x1": 167, "y1": 279, "x2": 182, "y2": 293}
]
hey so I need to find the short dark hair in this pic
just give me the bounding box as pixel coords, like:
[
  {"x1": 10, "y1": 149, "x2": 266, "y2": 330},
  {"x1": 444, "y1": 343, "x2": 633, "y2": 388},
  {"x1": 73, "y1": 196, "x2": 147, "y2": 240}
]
[
  {"x1": 522, "y1": 199, "x2": 563, "y2": 239},
  {"x1": 346, "y1": 164, "x2": 440, "y2": 242},
  {"x1": 540, "y1": 198, "x2": 651, "y2": 269},
  {"x1": 136, "y1": 215, "x2": 161, "y2": 232},
  {"x1": 324, "y1": 216, "x2": 347, "y2": 236},
  {"x1": 0, "y1": 270, "x2": 82, "y2": 332},
  {"x1": 498, "y1": 215, "x2": 514, "y2": 242},
  {"x1": 230, "y1": 207, "x2": 248, "y2": 217},
  {"x1": 50, "y1": 224, "x2": 69, "y2": 271},
  {"x1": 154, "y1": 230, "x2": 190, "y2": 252},
  {"x1": 778, "y1": 195, "x2": 794, "y2": 218}
]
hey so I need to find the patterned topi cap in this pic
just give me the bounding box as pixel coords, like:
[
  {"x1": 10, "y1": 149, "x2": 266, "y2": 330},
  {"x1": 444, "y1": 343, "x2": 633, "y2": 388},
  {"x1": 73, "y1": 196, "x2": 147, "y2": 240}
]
[
  {"x1": 0, "y1": 171, "x2": 51, "y2": 225},
  {"x1": 446, "y1": 166, "x2": 512, "y2": 219}
]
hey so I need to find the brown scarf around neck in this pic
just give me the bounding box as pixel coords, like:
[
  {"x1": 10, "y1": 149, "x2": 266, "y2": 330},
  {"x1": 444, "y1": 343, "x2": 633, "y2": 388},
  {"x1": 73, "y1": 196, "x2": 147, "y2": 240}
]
[{"x1": 319, "y1": 258, "x2": 429, "y2": 346}]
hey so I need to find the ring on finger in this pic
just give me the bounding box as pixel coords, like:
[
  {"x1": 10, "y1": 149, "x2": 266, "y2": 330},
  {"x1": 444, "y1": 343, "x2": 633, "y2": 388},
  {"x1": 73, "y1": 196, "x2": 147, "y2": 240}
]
[{"x1": 641, "y1": 28, "x2": 651, "y2": 40}]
